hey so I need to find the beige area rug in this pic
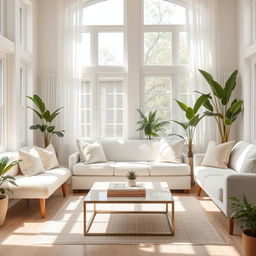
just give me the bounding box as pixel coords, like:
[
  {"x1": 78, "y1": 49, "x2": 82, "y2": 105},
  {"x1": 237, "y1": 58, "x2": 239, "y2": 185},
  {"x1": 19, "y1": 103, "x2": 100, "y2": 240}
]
[{"x1": 33, "y1": 196, "x2": 230, "y2": 245}]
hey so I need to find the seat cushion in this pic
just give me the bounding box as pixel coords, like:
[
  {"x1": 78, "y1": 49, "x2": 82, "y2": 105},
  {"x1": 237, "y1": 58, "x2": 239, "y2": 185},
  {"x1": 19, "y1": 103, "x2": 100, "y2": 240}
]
[
  {"x1": 149, "y1": 162, "x2": 190, "y2": 176},
  {"x1": 4, "y1": 167, "x2": 71, "y2": 199},
  {"x1": 194, "y1": 166, "x2": 235, "y2": 187},
  {"x1": 73, "y1": 161, "x2": 114, "y2": 176},
  {"x1": 113, "y1": 162, "x2": 150, "y2": 176}
]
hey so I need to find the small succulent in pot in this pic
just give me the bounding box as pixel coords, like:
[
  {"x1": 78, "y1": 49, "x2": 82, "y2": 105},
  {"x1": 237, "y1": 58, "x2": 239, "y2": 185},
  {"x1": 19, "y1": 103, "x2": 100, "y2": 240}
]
[{"x1": 126, "y1": 171, "x2": 137, "y2": 187}]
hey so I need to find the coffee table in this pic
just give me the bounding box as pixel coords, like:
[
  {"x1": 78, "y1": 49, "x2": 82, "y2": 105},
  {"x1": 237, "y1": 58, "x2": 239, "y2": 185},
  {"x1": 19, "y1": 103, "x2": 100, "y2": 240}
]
[{"x1": 83, "y1": 181, "x2": 175, "y2": 236}]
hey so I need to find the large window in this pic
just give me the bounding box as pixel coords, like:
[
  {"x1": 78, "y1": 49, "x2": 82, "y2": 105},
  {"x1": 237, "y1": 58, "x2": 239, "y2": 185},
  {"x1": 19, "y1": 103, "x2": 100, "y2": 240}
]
[
  {"x1": 80, "y1": 0, "x2": 188, "y2": 139},
  {"x1": 142, "y1": 0, "x2": 189, "y2": 136}
]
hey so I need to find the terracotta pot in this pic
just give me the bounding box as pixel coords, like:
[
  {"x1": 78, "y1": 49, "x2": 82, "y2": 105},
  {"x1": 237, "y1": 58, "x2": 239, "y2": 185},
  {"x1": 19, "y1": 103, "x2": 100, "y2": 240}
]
[
  {"x1": 242, "y1": 229, "x2": 256, "y2": 256},
  {"x1": 127, "y1": 179, "x2": 136, "y2": 187},
  {"x1": 0, "y1": 194, "x2": 8, "y2": 226}
]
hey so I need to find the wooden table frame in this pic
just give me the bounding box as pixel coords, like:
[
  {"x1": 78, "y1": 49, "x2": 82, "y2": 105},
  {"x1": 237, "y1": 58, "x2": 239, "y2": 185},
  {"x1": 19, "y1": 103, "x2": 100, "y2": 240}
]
[{"x1": 83, "y1": 200, "x2": 175, "y2": 236}]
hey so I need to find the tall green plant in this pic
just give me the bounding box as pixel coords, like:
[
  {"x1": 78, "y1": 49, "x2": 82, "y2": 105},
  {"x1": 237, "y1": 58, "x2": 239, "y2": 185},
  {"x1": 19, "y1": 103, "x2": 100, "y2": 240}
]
[
  {"x1": 171, "y1": 94, "x2": 207, "y2": 157},
  {"x1": 136, "y1": 109, "x2": 169, "y2": 140},
  {"x1": 198, "y1": 69, "x2": 243, "y2": 143},
  {"x1": 27, "y1": 95, "x2": 65, "y2": 147},
  {"x1": 0, "y1": 157, "x2": 20, "y2": 194},
  {"x1": 230, "y1": 195, "x2": 256, "y2": 237}
]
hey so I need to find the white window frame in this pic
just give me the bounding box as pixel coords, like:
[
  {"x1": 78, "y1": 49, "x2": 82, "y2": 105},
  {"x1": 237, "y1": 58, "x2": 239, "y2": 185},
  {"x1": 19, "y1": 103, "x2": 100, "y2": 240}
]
[
  {"x1": 19, "y1": 64, "x2": 27, "y2": 146},
  {"x1": 19, "y1": 2, "x2": 27, "y2": 49},
  {"x1": 0, "y1": 53, "x2": 6, "y2": 152},
  {"x1": 0, "y1": 0, "x2": 5, "y2": 35}
]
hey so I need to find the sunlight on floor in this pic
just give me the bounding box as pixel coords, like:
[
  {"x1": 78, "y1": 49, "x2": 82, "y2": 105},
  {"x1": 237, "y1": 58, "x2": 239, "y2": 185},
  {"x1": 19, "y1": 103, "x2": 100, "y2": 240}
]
[
  {"x1": 199, "y1": 199, "x2": 221, "y2": 212},
  {"x1": 205, "y1": 245, "x2": 241, "y2": 256}
]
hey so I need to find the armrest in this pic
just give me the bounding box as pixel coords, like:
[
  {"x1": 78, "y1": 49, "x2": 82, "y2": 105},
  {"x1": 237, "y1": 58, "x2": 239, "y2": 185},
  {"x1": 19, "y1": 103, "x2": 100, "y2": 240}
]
[
  {"x1": 224, "y1": 173, "x2": 256, "y2": 216},
  {"x1": 193, "y1": 154, "x2": 205, "y2": 169},
  {"x1": 68, "y1": 152, "x2": 80, "y2": 170},
  {"x1": 182, "y1": 153, "x2": 189, "y2": 165}
]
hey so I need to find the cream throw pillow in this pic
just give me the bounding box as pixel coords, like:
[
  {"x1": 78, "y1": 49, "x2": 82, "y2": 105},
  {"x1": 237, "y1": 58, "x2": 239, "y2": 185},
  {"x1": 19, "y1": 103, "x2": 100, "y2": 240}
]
[
  {"x1": 80, "y1": 142, "x2": 107, "y2": 164},
  {"x1": 156, "y1": 139, "x2": 184, "y2": 163},
  {"x1": 34, "y1": 144, "x2": 59, "y2": 170},
  {"x1": 18, "y1": 148, "x2": 45, "y2": 176},
  {"x1": 202, "y1": 141, "x2": 235, "y2": 169}
]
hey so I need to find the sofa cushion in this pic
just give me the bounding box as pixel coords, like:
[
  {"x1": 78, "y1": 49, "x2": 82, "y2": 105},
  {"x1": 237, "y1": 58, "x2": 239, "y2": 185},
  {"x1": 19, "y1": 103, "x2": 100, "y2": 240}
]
[
  {"x1": 202, "y1": 141, "x2": 235, "y2": 169},
  {"x1": 73, "y1": 161, "x2": 114, "y2": 176},
  {"x1": 102, "y1": 140, "x2": 160, "y2": 161},
  {"x1": 156, "y1": 139, "x2": 184, "y2": 163},
  {"x1": 149, "y1": 162, "x2": 190, "y2": 176},
  {"x1": 229, "y1": 141, "x2": 256, "y2": 173},
  {"x1": 0, "y1": 152, "x2": 20, "y2": 176},
  {"x1": 194, "y1": 166, "x2": 235, "y2": 187},
  {"x1": 113, "y1": 162, "x2": 150, "y2": 176},
  {"x1": 204, "y1": 175, "x2": 225, "y2": 202},
  {"x1": 3, "y1": 167, "x2": 71, "y2": 199}
]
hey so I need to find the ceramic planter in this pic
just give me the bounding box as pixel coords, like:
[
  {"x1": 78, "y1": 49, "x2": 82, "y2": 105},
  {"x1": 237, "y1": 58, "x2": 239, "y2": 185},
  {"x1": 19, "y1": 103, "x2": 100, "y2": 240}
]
[
  {"x1": 0, "y1": 194, "x2": 8, "y2": 226},
  {"x1": 242, "y1": 229, "x2": 256, "y2": 256},
  {"x1": 127, "y1": 179, "x2": 136, "y2": 187}
]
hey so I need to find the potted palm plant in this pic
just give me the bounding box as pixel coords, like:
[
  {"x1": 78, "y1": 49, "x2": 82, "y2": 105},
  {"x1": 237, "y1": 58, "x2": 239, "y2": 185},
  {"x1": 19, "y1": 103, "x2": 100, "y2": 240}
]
[
  {"x1": 126, "y1": 171, "x2": 137, "y2": 187},
  {"x1": 27, "y1": 94, "x2": 65, "y2": 147},
  {"x1": 0, "y1": 157, "x2": 20, "y2": 226},
  {"x1": 136, "y1": 109, "x2": 169, "y2": 139},
  {"x1": 230, "y1": 195, "x2": 256, "y2": 256}
]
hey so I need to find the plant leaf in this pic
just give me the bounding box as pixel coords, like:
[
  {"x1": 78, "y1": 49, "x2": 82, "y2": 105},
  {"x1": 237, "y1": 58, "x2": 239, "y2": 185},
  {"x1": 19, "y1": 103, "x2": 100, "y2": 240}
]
[
  {"x1": 171, "y1": 120, "x2": 189, "y2": 130},
  {"x1": 222, "y1": 70, "x2": 238, "y2": 105},
  {"x1": 175, "y1": 100, "x2": 188, "y2": 112},
  {"x1": 186, "y1": 107, "x2": 195, "y2": 120},
  {"x1": 194, "y1": 94, "x2": 208, "y2": 114}
]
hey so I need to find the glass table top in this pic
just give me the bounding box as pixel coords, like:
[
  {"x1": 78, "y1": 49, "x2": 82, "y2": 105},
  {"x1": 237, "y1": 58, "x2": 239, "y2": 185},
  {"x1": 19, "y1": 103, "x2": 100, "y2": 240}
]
[{"x1": 84, "y1": 182, "x2": 173, "y2": 203}]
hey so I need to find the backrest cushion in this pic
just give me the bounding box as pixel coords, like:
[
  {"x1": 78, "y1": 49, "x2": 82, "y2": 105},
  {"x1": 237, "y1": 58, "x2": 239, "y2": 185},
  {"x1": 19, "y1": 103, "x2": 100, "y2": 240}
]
[
  {"x1": 0, "y1": 152, "x2": 21, "y2": 176},
  {"x1": 156, "y1": 139, "x2": 185, "y2": 163},
  {"x1": 229, "y1": 141, "x2": 256, "y2": 173},
  {"x1": 102, "y1": 140, "x2": 161, "y2": 161},
  {"x1": 76, "y1": 138, "x2": 94, "y2": 161}
]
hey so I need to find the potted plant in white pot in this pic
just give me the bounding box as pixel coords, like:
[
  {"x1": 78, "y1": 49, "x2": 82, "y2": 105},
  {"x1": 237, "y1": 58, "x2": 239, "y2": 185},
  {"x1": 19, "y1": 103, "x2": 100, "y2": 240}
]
[
  {"x1": 230, "y1": 195, "x2": 256, "y2": 256},
  {"x1": 0, "y1": 157, "x2": 20, "y2": 226},
  {"x1": 126, "y1": 171, "x2": 137, "y2": 187}
]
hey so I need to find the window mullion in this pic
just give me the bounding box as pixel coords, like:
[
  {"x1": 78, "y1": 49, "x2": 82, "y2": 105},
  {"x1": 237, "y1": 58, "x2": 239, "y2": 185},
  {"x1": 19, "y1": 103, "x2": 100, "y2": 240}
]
[{"x1": 172, "y1": 30, "x2": 179, "y2": 65}]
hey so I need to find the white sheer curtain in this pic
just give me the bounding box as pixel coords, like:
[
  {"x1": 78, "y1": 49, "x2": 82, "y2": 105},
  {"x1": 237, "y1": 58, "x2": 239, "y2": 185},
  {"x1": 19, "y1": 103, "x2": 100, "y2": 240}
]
[
  {"x1": 57, "y1": 0, "x2": 83, "y2": 164},
  {"x1": 186, "y1": 0, "x2": 220, "y2": 152}
]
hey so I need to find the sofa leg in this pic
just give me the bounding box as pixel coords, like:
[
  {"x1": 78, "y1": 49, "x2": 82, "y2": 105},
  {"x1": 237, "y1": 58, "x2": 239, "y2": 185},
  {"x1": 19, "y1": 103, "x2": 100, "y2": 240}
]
[
  {"x1": 62, "y1": 183, "x2": 67, "y2": 197},
  {"x1": 73, "y1": 189, "x2": 78, "y2": 194},
  {"x1": 197, "y1": 185, "x2": 202, "y2": 196},
  {"x1": 184, "y1": 190, "x2": 189, "y2": 193},
  {"x1": 39, "y1": 199, "x2": 46, "y2": 218},
  {"x1": 228, "y1": 217, "x2": 234, "y2": 235}
]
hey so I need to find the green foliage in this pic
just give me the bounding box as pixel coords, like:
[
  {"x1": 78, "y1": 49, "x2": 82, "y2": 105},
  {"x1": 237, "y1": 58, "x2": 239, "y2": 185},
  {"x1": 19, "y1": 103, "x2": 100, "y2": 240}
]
[
  {"x1": 126, "y1": 171, "x2": 137, "y2": 180},
  {"x1": 136, "y1": 109, "x2": 169, "y2": 139},
  {"x1": 0, "y1": 157, "x2": 20, "y2": 195},
  {"x1": 27, "y1": 95, "x2": 65, "y2": 147},
  {"x1": 230, "y1": 196, "x2": 256, "y2": 237},
  {"x1": 170, "y1": 95, "x2": 207, "y2": 156},
  {"x1": 198, "y1": 69, "x2": 243, "y2": 143}
]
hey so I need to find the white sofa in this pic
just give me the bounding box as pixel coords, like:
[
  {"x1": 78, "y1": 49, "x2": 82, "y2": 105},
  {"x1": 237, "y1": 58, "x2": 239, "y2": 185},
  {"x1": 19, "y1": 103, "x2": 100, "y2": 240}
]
[
  {"x1": 194, "y1": 141, "x2": 256, "y2": 234},
  {"x1": 0, "y1": 151, "x2": 71, "y2": 218},
  {"x1": 69, "y1": 140, "x2": 191, "y2": 191}
]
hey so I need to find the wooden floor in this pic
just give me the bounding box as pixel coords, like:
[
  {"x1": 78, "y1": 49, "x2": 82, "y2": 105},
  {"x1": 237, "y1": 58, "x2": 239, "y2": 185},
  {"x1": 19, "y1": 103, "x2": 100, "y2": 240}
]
[{"x1": 0, "y1": 185, "x2": 244, "y2": 256}]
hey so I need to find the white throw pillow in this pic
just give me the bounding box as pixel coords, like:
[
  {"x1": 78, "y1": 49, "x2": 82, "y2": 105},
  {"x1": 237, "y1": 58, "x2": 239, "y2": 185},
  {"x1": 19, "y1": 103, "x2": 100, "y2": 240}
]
[
  {"x1": 156, "y1": 139, "x2": 184, "y2": 163},
  {"x1": 229, "y1": 141, "x2": 256, "y2": 173},
  {"x1": 18, "y1": 148, "x2": 45, "y2": 176},
  {"x1": 34, "y1": 144, "x2": 59, "y2": 170},
  {"x1": 202, "y1": 141, "x2": 235, "y2": 169},
  {"x1": 76, "y1": 138, "x2": 94, "y2": 162},
  {"x1": 80, "y1": 141, "x2": 107, "y2": 164}
]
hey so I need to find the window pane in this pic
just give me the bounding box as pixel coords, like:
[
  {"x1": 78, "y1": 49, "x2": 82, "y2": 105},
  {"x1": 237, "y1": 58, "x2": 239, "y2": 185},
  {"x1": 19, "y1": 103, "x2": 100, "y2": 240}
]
[
  {"x1": 144, "y1": 32, "x2": 172, "y2": 65},
  {"x1": 83, "y1": 0, "x2": 123, "y2": 25},
  {"x1": 144, "y1": 77, "x2": 172, "y2": 135},
  {"x1": 144, "y1": 0, "x2": 186, "y2": 25},
  {"x1": 179, "y1": 32, "x2": 188, "y2": 64},
  {"x1": 80, "y1": 80, "x2": 91, "y2": 138},
  {"x1": 81, "y1": 33, "x2": 91, "y2": 66},
  {"x1": 100, "y1": 79, "x2": 124, "y2": 138},
  {"x1": 99, "y1": 33, "x2": 124, "y2": 65}
]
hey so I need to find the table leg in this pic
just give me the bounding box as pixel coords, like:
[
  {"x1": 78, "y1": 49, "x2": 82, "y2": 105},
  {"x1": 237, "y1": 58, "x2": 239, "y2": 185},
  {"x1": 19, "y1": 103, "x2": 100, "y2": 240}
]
[
  {"x1": 172, "y1": 201, "x2": 175, "y2": 233},
  {"x1": 84, "y1": 202, "x2": 86, "y2": 235}
]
